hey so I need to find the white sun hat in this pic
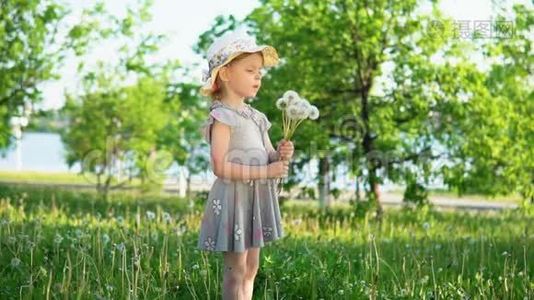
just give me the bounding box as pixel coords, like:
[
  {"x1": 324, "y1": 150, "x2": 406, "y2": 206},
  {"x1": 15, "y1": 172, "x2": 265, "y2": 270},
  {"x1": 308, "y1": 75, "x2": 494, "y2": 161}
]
[{"x1": 200, "y1": 28, "x2": 279, "y2": 96}]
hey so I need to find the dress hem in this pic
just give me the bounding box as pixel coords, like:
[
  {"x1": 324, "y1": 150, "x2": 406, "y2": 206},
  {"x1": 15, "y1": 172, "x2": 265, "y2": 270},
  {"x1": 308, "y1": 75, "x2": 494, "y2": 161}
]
[{"x1": 197, "y1": 235, "x2": 284, "y2": 253}]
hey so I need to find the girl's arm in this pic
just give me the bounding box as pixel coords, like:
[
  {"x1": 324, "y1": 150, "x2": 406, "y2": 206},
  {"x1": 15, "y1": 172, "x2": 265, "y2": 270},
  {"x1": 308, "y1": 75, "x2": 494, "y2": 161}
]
[
  {"x1": 263, "y1": 132, "x2": 281, "y2": 163},
  {"x1": 211, "y1": 120, "x2": 274, "y2": 180}
]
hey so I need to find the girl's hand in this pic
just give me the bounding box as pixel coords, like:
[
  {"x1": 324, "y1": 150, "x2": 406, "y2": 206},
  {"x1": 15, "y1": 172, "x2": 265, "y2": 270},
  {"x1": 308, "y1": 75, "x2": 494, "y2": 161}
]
[
  {"x1": 277, "y1": 139, "x2": 294, "y2": 161},
  {"x1": 267, "y1": 160, "x2": 289, "y2": 178}
]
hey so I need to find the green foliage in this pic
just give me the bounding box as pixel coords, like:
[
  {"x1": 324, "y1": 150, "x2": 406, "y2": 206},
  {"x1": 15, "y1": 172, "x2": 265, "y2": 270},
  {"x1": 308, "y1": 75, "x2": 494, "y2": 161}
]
[
  {"x1": 196, "y1": 0, "x2": 533, "y2": 209},
  {"x1": 61, "y1": 75, "x2": 170, "y2": 197},
  {"x1": 59, "y1": 0, "x2": 177, "y2": 198},
  {"x1": 0, "y1": 0, "x2": 67, "y2": 148},
  {"x1": 441, "y1": 4, "x2": 533, "y2": 200},
  {"x1": 403, "y1": 176, "x2": 430, "y2": 206},
  {"x1": 157, "y1": 80, "x2": 209, "y2": 180}
]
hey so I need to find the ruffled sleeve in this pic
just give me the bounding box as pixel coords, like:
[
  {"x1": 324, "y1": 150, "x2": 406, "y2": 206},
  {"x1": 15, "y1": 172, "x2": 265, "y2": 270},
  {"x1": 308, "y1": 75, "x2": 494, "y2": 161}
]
[
  {"x1": 257, "y1": 111, "x2": 272, "y2": 133},
  {"x1": 200, "y1": 107, "x2": 238, "y2": 143}
]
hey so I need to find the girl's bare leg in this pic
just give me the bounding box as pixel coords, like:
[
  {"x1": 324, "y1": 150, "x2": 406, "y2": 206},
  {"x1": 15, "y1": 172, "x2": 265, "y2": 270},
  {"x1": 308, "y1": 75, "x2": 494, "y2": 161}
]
[
  {"x1": 222, "y1": 250, "x2": 248, "y2": 300},
  {"x1": 242, "y1": 247, "x2": 260, "y2": 300}
]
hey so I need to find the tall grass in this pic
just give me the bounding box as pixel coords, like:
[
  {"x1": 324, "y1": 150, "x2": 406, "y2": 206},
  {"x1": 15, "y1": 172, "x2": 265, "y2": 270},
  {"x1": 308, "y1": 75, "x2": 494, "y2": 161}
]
[{"x1": 0, "y1": 184, "x2": 532, "y2": 299}]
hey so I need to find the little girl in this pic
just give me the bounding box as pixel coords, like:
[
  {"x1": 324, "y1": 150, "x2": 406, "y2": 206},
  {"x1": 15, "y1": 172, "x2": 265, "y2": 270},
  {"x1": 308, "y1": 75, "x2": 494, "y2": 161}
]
[{"x1": 196, "y1": 29, "x2": 294, "y2": 299}]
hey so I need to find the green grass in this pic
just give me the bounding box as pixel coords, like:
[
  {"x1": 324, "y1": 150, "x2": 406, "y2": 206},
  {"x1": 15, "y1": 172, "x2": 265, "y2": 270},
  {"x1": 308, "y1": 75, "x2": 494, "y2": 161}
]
[
  {"x1": 0, "y1": 170, "x2": 143, "y2": 187},
  {"x1": 0, "y1": 184, "x2": 532, "y2": 299},
  {"x1": 386, "y1": 187, "x2": 521, "y2": 203}
]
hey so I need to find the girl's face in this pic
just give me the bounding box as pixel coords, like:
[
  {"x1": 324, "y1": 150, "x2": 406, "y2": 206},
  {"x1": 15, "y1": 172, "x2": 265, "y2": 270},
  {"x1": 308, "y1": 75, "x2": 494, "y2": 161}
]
[{"x1": 223, "y1": 53, "x2": 264, "y2": 98}]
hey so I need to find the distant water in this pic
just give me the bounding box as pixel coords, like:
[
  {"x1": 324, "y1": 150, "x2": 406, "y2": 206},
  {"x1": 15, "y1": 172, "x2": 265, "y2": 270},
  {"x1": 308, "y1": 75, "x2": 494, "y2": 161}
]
[{"x1": 0, "y1": 132, "x2": 80, "y2": 172}]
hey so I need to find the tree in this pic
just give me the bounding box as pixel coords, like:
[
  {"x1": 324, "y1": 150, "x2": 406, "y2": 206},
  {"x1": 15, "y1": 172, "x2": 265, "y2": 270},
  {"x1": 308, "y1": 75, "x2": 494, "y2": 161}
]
[
  {"x1": 60, "y1": 0, "x2": 173, "y2": 199},
  {"x1": 0, "y1": 0, "x2": 67, "y2": 150},
  {"x1": 442, "y1": 4, "x2": 533, "y2": 201},
  {"x1": 196, "y1": 0, "x2": 532, "y2": 218},
  {"x1": 157, "y1": 66, "x2": 211, "y2": 198},
  {"x1": 62, "y1": 74, "x2": 169, "y2": 198},
  {"x1": 245, "y1": 0, "x2": 463, "y2": 217}
]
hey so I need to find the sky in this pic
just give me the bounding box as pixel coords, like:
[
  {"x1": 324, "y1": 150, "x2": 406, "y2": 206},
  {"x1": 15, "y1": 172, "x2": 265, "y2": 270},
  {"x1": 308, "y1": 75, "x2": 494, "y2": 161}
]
[{"x1": 38, "y1": 0, "x2": 523, "y2": 111}]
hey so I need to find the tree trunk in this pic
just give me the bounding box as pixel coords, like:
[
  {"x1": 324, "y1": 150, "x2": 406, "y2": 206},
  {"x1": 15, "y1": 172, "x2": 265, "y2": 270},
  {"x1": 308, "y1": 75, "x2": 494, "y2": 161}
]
[
  {"x1": 318, "y1": 155, "x2": 331, "y2": 210},
  {"x1": 360, "y1": 82, "x2": 383, "y2": 219},
  {"x1": 186, "y1": 173, "x2": 192, "y2": 199},
  {"x1": 355, "y1": 176, "x2": 361, "y2": 202},
  {"x1": 102, "y1": 174, "x2": 112, "y2": 201}
]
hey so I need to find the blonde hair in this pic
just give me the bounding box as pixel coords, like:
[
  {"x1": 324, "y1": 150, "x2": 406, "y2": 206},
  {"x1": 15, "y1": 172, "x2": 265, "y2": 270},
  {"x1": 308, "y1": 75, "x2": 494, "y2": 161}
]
[{"x1": 205, "y1": 52, "x2": 263, "y2": 101}]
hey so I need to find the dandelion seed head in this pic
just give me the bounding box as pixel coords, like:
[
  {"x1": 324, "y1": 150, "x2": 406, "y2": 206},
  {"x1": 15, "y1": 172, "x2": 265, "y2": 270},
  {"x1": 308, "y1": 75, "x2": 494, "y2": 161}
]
[
  {"x1": 10, "y1": 257, "x2": 21, "y2": 268},
  {"x1": 54, "y1": 233, "x2": 63, "y2": 244},
  {"x1": 146, "y1": 211, "x2": 156, "y2": 220}
]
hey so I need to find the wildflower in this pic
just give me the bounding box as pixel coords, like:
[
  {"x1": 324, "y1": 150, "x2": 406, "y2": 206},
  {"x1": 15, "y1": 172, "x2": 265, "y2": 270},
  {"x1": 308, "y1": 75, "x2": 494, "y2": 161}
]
[
  {"x1": 420, "y1": 275, "x2": 429, "y2": 284},
  {"x1": 115, "y1": 242, "x2": 126, "y2": 253},
  {"x1": 11, "y1": 257, "x2": 21, "y2": 268},
  {"x1": 54, "y1": 233, "x2": 63, "y2": 245},
  {"x1": 162, "y1": 212, "x2": 172, "y2": 223},
  {"x1": 146, "y1": 211, "x2": 156, "y2": 221},
  {"x1": 176, "y1": 223, "x2": 187, "y2": 236},
  {"x1": 276, "y1": 98, "x2": 289, "y2": 110},
  {"x1": 283, "y1": 90, "x2": 299, "y2": 104},
  {"x1": 277, "y1": 90, "x2": 320, "y2": 140},
  {"x1": 102, "y1": 234, "x2": 111, "y2": 245},
  {"x1": 422, "y1": 222, "x2": 430, "y2": 230},
  {"x1": 291, "y1": 218, "x2": 302, "y2": 226}
]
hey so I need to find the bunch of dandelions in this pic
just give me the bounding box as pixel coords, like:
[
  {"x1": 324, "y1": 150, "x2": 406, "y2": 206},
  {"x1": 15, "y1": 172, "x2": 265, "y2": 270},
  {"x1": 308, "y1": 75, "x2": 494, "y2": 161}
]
[
  {"x1": 275, "y1": 91, "x2": 319, "y2": 195},
  {"x1": 276, "y1": 90, "x2": 319, "y2": 140}
]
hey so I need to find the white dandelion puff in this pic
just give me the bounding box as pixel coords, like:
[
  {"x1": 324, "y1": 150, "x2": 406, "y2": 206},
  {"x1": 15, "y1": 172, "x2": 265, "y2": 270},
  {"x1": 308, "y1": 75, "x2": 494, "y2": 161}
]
[
  {"x1": 102, "y1": 234, "x2": 111, "y2": 245},
  {"x1": 276, "y1": 98, "x2": 289, "y2": 110},
  {"x1": 276, "y1": 90, "x2": 320, "y2": 140},
  {"x1": 283, "y1": 90, "x2": 299, "y2": 104},
  {"x1": 309, "y1": 105, "x2": 319, "y2": 120},
  {"x1": 115, "y1": 242, "x2": 126, "y2": 253},
  {"x1": 146, "y1": 211, "x2": 156, "y2": 221},
  {"x1": 11, "y1": 258, "x2": 21, "y2": 268},
  {"x1": 163, "y1": 212, "x2": 172, "y2": 223},
  {"x1": 287, "y1": 105, "x2": 301, "y2": 120},
  {"x1": 54, "y1": 233, "x2": 63, "y2": 245}
]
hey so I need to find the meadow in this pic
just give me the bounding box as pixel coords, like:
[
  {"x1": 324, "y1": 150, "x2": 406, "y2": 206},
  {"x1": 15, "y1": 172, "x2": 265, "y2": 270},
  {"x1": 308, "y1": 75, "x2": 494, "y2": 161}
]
[{"x1": 0, "y1": 184, "x2": 532, "y2": 299}]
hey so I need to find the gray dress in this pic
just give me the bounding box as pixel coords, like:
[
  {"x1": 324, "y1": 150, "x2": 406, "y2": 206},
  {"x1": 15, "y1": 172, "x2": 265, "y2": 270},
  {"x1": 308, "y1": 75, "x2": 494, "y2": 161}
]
[{"x1": 197, "y1": 99, "x2": 284, "y2": 253}]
